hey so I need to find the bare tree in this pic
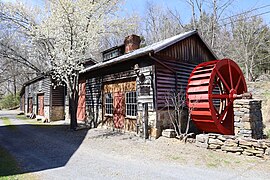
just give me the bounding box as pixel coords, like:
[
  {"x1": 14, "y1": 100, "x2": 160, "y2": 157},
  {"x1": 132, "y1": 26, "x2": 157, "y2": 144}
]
[
  {"x1": 229, "y1": 15, "x2": 270, "y2": 81},
  {"x1": 164, "y1": 90, "x2": 193, "y2": 142},
  {"x1": 143, "y1": 1, "x2": 184, "y2": 45}
]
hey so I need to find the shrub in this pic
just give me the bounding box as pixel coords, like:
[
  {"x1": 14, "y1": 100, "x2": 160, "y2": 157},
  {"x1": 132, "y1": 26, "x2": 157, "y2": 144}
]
[{"x1": 0, "y1": 94, "x2": 20, "y2": 109}]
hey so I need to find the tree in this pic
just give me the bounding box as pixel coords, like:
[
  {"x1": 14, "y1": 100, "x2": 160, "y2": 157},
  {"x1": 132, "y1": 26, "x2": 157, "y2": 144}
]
[
  {"x1": 229, "y1": 15, "x2": 270, "y2": 81},
  {"x1": 143, "y1": 1, "x2": 184, "y2": 45},
  {"x1": 32, "y1": 0, "x2": 137, "y2": 130}
]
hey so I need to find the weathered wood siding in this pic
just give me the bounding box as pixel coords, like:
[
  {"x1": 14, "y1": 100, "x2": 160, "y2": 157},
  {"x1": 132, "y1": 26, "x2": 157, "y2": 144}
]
[
  {"x1": 51, "y1": 85, "x2": 65, "y2": 106},
  {"x1": 157, "y1": 35, "x2": 215, "y2": 63},
  {"x1": 155, "y1": 35, "x2": 216, "y2": 109}
]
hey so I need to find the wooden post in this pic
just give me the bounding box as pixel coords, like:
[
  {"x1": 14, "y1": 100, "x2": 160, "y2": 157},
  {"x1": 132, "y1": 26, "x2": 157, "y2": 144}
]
[{"x1": 142, "y1": 103, "x2": 149, "y2": 139}]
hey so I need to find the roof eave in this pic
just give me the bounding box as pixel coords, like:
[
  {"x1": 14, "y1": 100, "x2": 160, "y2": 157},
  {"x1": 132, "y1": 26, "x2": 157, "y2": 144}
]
[{"x1": 80, "y1": 50, "x2": 154, "y2": 74}]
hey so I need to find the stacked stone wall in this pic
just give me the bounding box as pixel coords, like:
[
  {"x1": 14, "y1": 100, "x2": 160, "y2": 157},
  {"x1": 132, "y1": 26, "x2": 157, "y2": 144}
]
[
  {"x1": 196, "y1": 134, "x2": 270, "y2": 158},
  {"x1": 234, "y1": 99, "x2": 263, "y2": 139}
]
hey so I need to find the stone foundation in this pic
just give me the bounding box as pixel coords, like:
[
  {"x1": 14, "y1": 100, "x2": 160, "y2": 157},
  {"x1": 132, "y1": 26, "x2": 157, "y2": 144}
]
[
  {"x1": 234, "y1": 99, "x2": 263, "y2": 139},
  {"x1": 196, "y1": 133, "x2": 270, "y2": 158},
  {"x1": 50, "y1": 106, "x2": 65, "y2": 121}
]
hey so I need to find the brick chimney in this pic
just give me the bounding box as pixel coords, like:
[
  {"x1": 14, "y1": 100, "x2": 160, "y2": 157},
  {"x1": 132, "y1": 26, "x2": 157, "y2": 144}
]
[{"x1": 124, "y1": 34, "x2": 141, "y2": 53}]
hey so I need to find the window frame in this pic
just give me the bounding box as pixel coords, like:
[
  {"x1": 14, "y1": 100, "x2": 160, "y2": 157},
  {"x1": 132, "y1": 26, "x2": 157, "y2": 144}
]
[
  {"x1": 125, "y1": 91, "x2": 137, "y2": 118},
  {"x1": 104, "y1": 93, "x2": 113, "y2": 116}
]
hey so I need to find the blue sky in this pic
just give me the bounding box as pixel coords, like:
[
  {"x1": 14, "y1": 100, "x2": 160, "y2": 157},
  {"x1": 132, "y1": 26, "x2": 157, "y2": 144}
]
[
  {"x1": 2, "y1": 0, "x2": 270, "y2": 23},
  {"x1": 123, "y1": 0, "x2": 270, "y2": 24}
]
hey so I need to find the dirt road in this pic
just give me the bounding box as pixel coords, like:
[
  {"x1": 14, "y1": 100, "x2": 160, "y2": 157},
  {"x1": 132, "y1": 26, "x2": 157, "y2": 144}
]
[{"x1": 1, "y1": 110, "x2": 270, "y2": 179}]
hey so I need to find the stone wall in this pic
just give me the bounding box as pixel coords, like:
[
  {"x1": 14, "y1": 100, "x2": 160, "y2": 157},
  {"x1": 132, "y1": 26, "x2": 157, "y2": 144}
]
[
  {"x1": 50, "y1": 106, "x2": 65, "y2": 121},
  {"x1": 234, "y1": 99, "x2": 263, "y2": 139},
  {"x1": 196, "y1": 134, "x2": 270, "y2": 158}
]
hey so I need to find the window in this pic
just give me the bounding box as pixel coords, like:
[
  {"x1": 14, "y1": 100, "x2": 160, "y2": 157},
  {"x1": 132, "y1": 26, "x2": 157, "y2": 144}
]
[
  {"x1": 125, "y1": 91, "x2": 137, "y2": 117},
  {"x1": 105, "y1": 93, "x2": 113, "y2": 115}
]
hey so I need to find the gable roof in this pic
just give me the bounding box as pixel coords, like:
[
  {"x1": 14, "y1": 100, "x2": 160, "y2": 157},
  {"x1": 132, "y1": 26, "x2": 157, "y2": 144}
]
[{"x1": 80, "y1": 30, "x2": 216, "y2": 74}]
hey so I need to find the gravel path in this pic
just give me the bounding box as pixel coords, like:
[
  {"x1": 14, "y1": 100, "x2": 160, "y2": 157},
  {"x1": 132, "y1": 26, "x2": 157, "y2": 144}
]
[{"x1": 1, "y1": 110, "x2": 270, "y2": 179}]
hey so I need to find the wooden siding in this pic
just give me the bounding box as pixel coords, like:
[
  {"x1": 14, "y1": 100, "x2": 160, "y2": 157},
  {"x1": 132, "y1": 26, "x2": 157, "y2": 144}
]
[
  {"x1": 43, "y1": 78, "x2": 51, "y2": 106},
  {"x1": 156, "y1": 60, "x2": 196, "y2": 109},
  {"x1": 155, "y1": 35, "x2": 216, "y2": 109},
  {"x1": 157, "y1": 35, "x2": 216, "y2": 63},
  {"x1": 51, "y1": 85, "x2": 65, "y2": 106}
]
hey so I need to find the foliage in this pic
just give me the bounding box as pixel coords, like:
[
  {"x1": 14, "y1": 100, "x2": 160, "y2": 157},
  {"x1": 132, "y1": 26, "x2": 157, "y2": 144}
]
[{"x1": 0, "y1": 94, "x2": 20, "y2": 110}]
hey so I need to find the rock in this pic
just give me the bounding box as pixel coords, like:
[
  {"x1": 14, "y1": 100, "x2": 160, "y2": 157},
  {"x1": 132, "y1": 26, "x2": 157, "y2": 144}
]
[
  {"x1": 195, "y1": 141, "x2": 208, "y2": 149},
  {"x1": 244, "y1": 149, "x2": 263, "y2": 155},
  {"x1": 208, "y1": 144, "x2": 221, "y2": 149},
  {"x1": 242, "y1": 151, "x2": 253, "y2": 156},
  {"x1": 221, "y1": 146, "x2": 243, "y2": 152},
  {"x1": 224, "y1": 139, "x2": 238, "y2": 147},
  {"x1": 162, "y1": 129, "x2": 176, "y2": 138},
  {"x1": 208, "y1": 133, "x2": 220, "y2": 138},
  {"x1": 208, "y1": 138, "x2": 224, "y2": 146},
  {"x1": 238, "y1": 139, "x2": 253, "y2": 146},
  {"x1": 264, "y1": 148, "x2": 270, "y2": 156},
  {"x1": 252, "y1": 141, "x2": 267, "y2": 149},
  {"x1": 217, "y1": 135, "x2": 226, "y2": 141},
  {"x1": 196, "y1": 134, "x2": 209, "y2": 143}
]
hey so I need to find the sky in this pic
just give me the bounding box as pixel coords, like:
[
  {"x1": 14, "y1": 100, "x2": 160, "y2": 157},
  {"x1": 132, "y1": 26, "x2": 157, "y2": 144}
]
[
  {"x1": 123, "y1": 0, "x2": 270, "y2": 24},
  {"x1": 2, "y1": 0, "x2": 270, "y2": 24}
]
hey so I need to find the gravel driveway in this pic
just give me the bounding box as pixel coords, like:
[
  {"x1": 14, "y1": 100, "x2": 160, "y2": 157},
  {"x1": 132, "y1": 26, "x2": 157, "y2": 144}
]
[{"x1": 1, "y1": 110, "x2": 270, "y2": 180}]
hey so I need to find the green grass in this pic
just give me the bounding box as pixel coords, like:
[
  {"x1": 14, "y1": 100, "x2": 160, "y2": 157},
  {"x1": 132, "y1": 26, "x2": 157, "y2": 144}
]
[
  {"x1": 1, "y1": 117, "x2": 11, "y2": 126},
  {"x1": 0, "y1": 117, "x2": 16, "y2": 130},
  {"x1": 15, "y1": 115, "x2": 29, "y2": 120}
]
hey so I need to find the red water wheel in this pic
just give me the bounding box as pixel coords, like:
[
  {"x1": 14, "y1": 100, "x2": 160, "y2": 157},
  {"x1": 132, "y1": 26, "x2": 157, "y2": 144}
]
[{"x1": 186, "y1": 59, "x2": 247, "y2": 135}]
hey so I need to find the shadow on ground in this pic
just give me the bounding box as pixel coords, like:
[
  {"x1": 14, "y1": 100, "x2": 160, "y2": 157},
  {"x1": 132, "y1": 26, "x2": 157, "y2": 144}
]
[{"x1": 0, "y1": 123, "x2": 88, "y2": 176}]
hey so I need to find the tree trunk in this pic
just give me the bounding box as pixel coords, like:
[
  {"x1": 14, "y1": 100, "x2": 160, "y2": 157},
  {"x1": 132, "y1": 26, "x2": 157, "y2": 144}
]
[{"x1": 69, "y1": 90, "x2": 78, "y2": 130}]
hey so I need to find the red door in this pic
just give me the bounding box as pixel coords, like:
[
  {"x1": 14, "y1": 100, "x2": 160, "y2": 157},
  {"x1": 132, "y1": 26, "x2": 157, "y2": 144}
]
[
  {"x1": 38, "y1": 95, "x2": 44, "y2": 116},
  {"x1": 77, "y1": 80, "x2": 86, "y2": 121},
  {"x1": 28, "y1": 98, "x2": 33, "y2": 113},
  {"x1": 113, "y1": 92, "x2": 125, "y2": 128}
]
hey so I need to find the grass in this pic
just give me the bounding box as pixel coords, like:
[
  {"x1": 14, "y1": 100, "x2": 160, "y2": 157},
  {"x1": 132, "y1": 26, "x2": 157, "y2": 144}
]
[
  {"x1": 15, "y1": 115, "x2": 29, "y2": 120},
  {"x1": 0, "y1": 117, "x2": 16, "y2": 130},
  {"x1": 0, "y1": 146, "x2": 37, "y2": 180},
  {"x1": 1, "y1": 117, "x2": 11, "y2": 126}
]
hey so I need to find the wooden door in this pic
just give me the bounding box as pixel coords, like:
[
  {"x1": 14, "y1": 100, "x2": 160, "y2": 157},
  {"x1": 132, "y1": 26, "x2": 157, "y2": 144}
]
[
  {"x1": 37, "y1": 95, "x2": 44, "y2": 116},
  {"x1": 77, "y1": 80, "x2": 86, "y2": 121},
  {"x1": 28, "y1": 98, "x2": 33, "y2": 113},
  {"x1": 21, "y1": 95, "x2": 25, "y2": 112},
  {"x1": 113, "y1": 92, "x2": 125, "y2": 128}
]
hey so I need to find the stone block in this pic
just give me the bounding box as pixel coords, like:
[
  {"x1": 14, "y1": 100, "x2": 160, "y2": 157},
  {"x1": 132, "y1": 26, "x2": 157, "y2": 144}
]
[
  {"x1": 195, "y1": 141, "x2": 208, "y2": 149},
  {"x1": 264, "y1": 148, "x2": 270, "y2": 156},
  {"x1": 252, "y1": 141, "x2": 267, "y2": 149},
  {"x1": 208, "y1": 144, "x2": 221, "y2": 149},
  {"x1": 244, "y1": 148, "x2": 263, "y2": 155},
  {"x1": 221, "y1": 146, "x2": 243, "y2": 152},
  {"x1": 196, "y1": 134, "x2": 209, "y2": 143},
  {"x1": 208, "y1": 138, "x2": 224, "y2": 146},
  {"x1": 162, "y1": 129, "x2": 176, "y2": 138},
  {"x1": 242, "y1": 151, "x2": 253, "y2": 156},
  {"x1": 217, "y1": 135, "x2": 226, "y2": 141},
  {"x1": 208, "y1": 133, "x2": 220, "y2": 138},
  {"x1": 224, "y1": 139, "x2": 238, "y2": 147},
  {"x1": 238, "y1": 139, "x2": 253, "y2": 146}
]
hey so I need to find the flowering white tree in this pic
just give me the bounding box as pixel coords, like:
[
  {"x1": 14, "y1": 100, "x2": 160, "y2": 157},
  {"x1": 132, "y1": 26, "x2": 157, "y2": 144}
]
[{"x1": 32, "y1": 0, "x2": 136, "y2": 129}]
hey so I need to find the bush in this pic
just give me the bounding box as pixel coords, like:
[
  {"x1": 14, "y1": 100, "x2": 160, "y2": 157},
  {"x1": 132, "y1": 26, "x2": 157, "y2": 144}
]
[{"x1": 0, "y1": 94, "x2": 20, "y2": 110}]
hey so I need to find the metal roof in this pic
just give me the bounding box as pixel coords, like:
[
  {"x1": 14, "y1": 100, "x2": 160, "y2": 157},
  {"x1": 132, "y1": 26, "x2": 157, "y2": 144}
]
[{"x1": 80, "y1": 30, "x2": 199, "y2": 73}]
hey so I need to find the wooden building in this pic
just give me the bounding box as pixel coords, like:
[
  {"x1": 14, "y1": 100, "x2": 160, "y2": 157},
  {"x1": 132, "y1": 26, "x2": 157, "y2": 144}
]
[
  {"x1": 79, "y1": 30, "x2": 217, "y2": 138},
  {"x1": 20, "y1": 75, "x2": 66, "y2": 121}
]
